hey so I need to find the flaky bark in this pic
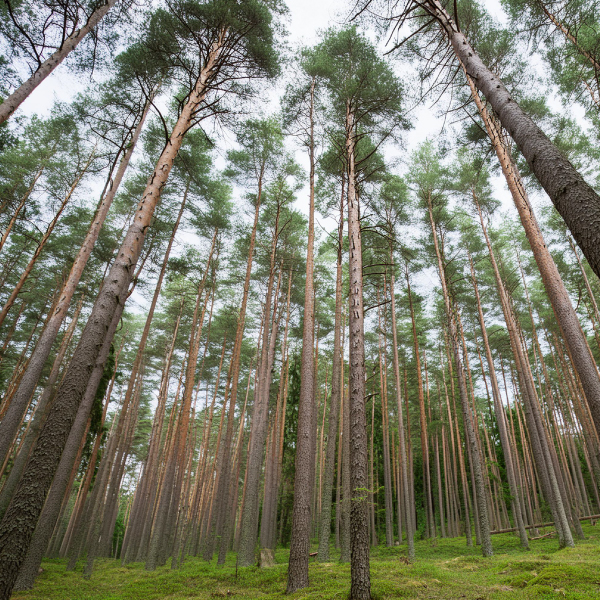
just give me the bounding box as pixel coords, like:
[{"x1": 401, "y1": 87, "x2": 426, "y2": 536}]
[
  {"x1": 346, "y1": 104, "x2": 371, "y2": 600},
  {"x1": 287, "y1": 78, "x2": 317, "y2": 593},
  {"x1": 422, "y1": 0, "x2": 600, "y2": 278},
  {"x1": 0, "y1": 34, "x2": 225, "y2": 599}
]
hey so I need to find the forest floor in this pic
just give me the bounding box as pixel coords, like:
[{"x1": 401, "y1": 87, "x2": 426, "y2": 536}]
[{"x1": 14, "y1": 523, "x2": 600, "y2": 600}]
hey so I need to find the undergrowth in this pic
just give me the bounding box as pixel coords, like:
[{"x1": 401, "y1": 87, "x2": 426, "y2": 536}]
[{"x1": 14, "y1": 523, "x2": 600, "y2": 599}]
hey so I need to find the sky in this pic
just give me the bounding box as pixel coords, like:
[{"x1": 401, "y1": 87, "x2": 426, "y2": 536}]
[{"x1": 8, "y1": 0, "x2": 572, "y2": 317}]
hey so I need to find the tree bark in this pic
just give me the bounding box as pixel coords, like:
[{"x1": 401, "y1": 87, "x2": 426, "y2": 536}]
[
  {"x1": 346, "y1": 104, "x2": 371, "y2": 600},
  {"x1": 0, "y1": 34, "x2": 226, "y2": 599},
  {"x1": 422, "y1": 0, "x2": 600, "y2": 278},
  {"x1": 0, "y1": 0, "x2": 119, "y2": 124},
  {"x1": 287, "y1": 77, "x2": 317, "y2": 593}
]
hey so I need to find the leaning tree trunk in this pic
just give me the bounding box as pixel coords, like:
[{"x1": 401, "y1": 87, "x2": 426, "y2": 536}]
[
  {"x1": 0, "y1": 298, "x2": 83, "y2": 521},
  {"x1": 0, "y1": 34, "x2": 226, "y2": 600},
  {"x1": 14, "y1": 305, "x2": 125, "y2": 591},
  {"x1": 287, "y1": 78, "x2": 317, "y2": 594},
  {"x1": 0, "y1": 98, "x2": 150, "y2": 472},
  {"x1": 464, "y1": 71, "x2": 600, "y2": 467},
  {"x1": 421, "y1": 0, "x2": 600, "y2": 279},
  {"x1": 345, "y1": 104, "x2": 371, "y2": 600},
  {"x1": 0, "y1": 0, "x2": 118, "y2": 124}
]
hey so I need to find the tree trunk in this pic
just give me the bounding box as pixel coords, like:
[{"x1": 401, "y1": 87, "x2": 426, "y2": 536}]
[
  {"x1": 422, "y1": 0, "x2": 600, "y2": 278},
  {"x1": 0, "y1": 98, "x2": 150, "y2": 470},
  {"x1": 467, "y1": 251, "x2": 529, "y2": 548},
  {"x1": 0, "y1": 35, "x2": 226, "y2": 599},
  {"x1": 287, "y1": 78, "x2": 317, "y2": 593},
  {"x1": 464, "y1": 72, "x2": 600, "y2": 467},
  {"x1": 237, "y1": 205, "x2": 281, "y2": 567},
  {"x1": 14, "y1": 304, "x2": 125, "y2": 590},
  {"x1": 427, "y1": 196, "x2": 493, "y2": 557},
  {"x1": 214, "y1": 175, "x2": 264, "y2": 567},
  {"x1": 389, "y1": 264, "x2": 414, "y2": 559},
  {"x1": 346, "y1": 104, "x2": 371, "y2": 600},
  {"x1": 405, "y1": 264, "x2": 435, "y2": 539},
  {"x1": 0, "y1": 0, "x2": 119, "y2": 124}
]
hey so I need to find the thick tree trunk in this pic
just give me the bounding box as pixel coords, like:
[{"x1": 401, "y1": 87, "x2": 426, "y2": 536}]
[
  {"x1": 14, "y1": 305, "x2": 125, "y2": 590},
  {"x1": 0, "y1": 0, "x2": 118, "y2": 124},
  {"x1": 0, "y1": 298, "x2": 83, "y2": 520},
  {"x1": 465, "y1": 73, "x2": 600, "y2": 467},
  {"x1": 422, "y1": 0, "x2": 600, "y2": 278},
  {"x1": 287, "y1": 78, "x2": 317, "y2": 593},
  {"x1": 346, "y1": 105, "x2": 371, "y2": 600},
  {"x1": 0, "y1": 36, "x2": 225, "y2": 599},
  {"x1": 0, "y1": 99, "x2": 150, "y2": 470}
]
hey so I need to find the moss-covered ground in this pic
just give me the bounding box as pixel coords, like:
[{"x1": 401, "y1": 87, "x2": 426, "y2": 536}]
[{"x1": 14, "y1": 523, "x2": 600, "y2": 599}]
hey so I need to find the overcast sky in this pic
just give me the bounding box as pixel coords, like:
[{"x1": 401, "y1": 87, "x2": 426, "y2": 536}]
[{"x1": 11, "y1": 0, "x2": 571, "y2": 315}]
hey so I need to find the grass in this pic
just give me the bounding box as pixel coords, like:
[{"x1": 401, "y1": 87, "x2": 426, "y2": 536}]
[{"x1": 14, "y1": 523, "x2": 600, "y2": 599}]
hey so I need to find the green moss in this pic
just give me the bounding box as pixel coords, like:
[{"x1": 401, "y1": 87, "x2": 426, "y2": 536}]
[{"x1": 13, "y1": 524, "x2": 600, "y2": 600}]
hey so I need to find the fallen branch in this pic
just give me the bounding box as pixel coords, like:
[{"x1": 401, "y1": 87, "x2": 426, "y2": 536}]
[{"x1": 491, "y1": 514, "x2": 600, "y2": 535}]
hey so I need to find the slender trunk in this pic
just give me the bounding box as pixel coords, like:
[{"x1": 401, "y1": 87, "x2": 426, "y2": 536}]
[
  {"x1": 0, "y1": 0, "x2": 119, "y2": 124},
  {"x1": 405, "y1": 264, "x2": 434, "y2": 539},
  {"x1": 467, "y1": 251, "x2": 529, "y2": 549},
  {"x1": 288, "y1": 78, "x2": 317, "y2": 592},
  {"x1": 346, "y1": 104, "x2": 371, "y2": 600},
  {"x1": 422, "y1": 0, "x2": 600, "y2": 278},
  {"x1": 0, "y1": 168, "x2": 44, "y2": 254},
  {"x1": 0, "y1": 149, "x2": 95, "y2": 331},
  {"x1": 0, "y1": 35, "x2": 226, "y2": 599},
  {"x1": 389, "y1": 263, "x2": 414, "y2": 559},
  {"x1": 427, "y1": 196, "x2": 492, "y2": 557},
  {"x1": 237, "y1": 206, "x2": 281, "y2": 567},
  {"x1": 215, "y1": 175, "x2": 265, "y2": 567},
  {"x1": 475, "y1": 200, "x2": 574, "y2": 548}
]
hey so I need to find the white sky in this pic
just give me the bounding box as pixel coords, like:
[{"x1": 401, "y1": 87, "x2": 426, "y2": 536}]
[{"x1": 9, "y1": 0, "x2": 578, "y2": 325}]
